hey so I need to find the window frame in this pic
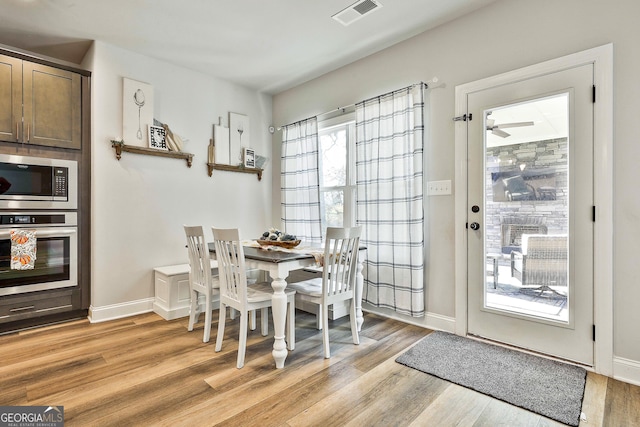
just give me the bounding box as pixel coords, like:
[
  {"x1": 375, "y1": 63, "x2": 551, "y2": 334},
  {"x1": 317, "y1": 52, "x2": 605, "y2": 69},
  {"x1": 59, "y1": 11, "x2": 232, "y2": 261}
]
[{"x1": 317, "y1": 112, "x2": 356, "y2": 233}]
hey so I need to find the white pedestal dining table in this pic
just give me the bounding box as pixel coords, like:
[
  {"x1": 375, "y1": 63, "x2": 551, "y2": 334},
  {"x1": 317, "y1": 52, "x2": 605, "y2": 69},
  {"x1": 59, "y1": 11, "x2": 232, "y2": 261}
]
[{"x1": 209, "y1": 243, "x2": 366, "y2": 369}]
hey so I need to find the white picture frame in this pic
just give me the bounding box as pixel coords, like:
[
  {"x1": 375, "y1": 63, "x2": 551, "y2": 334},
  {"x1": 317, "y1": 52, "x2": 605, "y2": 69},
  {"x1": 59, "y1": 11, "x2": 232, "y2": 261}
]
[
  {"x1": 243, "y1": 148, "x2": 256, "y2": 168},
  {"x1": 214, "y1": 124, "x2": 230, "y2": 165},
  {"x1": 123, "y1": 78, "x2": 154, "y2": 147},
  {"x1": 148, "y1": 125, "x2": 168, "y2": 151},
  {"x1": 229, "y1": 112, "x2": 250, "y2": 166}
]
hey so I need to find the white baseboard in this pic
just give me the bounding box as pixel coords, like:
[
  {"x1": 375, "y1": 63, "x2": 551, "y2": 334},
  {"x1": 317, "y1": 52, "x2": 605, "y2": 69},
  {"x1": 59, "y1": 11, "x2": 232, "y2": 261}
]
[
  {"x1": 153, "y1": 297, "x2": 220, "y2": 321},
  {"x1": 362, "y1": 305, "x2": 456, "y2": 333},
  {"x1": 613, "y1": 356, "x2": 640, "y2": 386},
  {"x1": 152, "y1": 302, "x2": 191, "y2": 321},
  {"x1": 424, "y1": 312, "x2": 456, "y2": 333},
  {"x1": 88, "y1": 298, "x2": 154, "y2": 323}
]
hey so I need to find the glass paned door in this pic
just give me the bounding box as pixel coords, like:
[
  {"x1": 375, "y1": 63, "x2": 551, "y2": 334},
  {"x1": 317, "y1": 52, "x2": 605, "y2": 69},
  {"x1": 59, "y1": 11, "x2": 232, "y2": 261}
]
[{"x1": 466, "y1": 63, "x2": 594, "y2": 365}]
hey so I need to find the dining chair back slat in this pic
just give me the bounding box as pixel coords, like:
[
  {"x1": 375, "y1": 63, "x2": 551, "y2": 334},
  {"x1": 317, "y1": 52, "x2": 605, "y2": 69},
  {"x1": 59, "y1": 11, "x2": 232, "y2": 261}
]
[
  {"x1": 324, "y1": 228, "x2": 359, "y2": 301},
  {"x1": 213, "y1": 228, "x2": 248, "y2": 308},
  {"x1": 184, "y1": 225, "x2": 219, "y2": 343}
]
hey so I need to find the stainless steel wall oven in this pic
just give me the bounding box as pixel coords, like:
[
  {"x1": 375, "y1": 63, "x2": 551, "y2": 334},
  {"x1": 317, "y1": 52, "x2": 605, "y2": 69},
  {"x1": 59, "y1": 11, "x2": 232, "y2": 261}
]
[{"x1": 0, "y1": 212, "x2": 77, "y2": 296}]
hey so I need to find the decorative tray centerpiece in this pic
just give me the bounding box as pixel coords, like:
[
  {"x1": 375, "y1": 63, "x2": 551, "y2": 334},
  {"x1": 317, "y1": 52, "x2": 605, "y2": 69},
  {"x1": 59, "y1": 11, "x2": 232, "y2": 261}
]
[{"x1": 257, "y1": 228, "x2": 300, "y2": 249}]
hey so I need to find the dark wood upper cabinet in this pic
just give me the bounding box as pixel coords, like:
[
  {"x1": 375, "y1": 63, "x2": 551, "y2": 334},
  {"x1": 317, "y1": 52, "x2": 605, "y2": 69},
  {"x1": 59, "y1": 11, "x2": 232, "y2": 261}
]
[
  {"x1": 0, "y1": 54, "x2": 82, "y2": 150},
  {"x1": 0, "y1": 54, "x2": 22, "y2": 143}
]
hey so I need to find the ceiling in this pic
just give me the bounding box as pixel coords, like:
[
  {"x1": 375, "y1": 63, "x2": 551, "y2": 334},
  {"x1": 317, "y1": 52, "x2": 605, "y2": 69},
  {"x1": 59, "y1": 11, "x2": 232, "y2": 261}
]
[{"x1": 0, "y1": 0, "x2": 497, "y2": 94}]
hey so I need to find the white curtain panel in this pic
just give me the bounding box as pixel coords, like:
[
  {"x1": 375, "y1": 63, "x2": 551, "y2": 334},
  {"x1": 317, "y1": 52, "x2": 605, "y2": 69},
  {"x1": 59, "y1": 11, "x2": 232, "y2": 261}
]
[
  {"x1": 356, "y1": 85, "x2": 425, "y2": 317},
  {"x1": 281, "y1": 117, "x2": 323, "y2": 243}
]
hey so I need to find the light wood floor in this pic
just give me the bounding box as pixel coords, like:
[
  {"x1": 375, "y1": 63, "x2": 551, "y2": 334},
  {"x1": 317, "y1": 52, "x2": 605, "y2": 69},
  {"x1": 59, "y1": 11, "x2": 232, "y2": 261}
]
[{"x1": 0, "y1": 310, "x2": 638, "y2": 426}]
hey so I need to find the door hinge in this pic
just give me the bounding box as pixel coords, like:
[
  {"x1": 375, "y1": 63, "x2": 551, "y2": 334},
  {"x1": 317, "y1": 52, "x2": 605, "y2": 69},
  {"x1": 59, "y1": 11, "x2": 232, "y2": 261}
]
[
  {"x1": 592, "y1": 206, "x2": 596, "y2": 222},
  {"x1": 592, "y1": 324, "x2": 596, "y2": 341},
  {"x1": 592, "y1": 85, "x2": 596, "y2": 103},
  {"x1": 453, "y1": 113, "x2": 472, "y2": 122}
]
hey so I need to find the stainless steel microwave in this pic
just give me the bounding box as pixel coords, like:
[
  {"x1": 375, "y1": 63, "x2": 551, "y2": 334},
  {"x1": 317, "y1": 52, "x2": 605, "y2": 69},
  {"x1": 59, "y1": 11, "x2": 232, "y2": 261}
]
[{"x1": 0, "y1": 154, "x2": 77, "y2": 210}]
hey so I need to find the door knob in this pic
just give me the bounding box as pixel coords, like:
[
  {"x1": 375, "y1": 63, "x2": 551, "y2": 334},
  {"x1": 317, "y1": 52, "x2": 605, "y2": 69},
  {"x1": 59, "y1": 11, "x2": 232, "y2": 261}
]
[{"x1": 470, "y1": 222, "x2": 480, "y2": 230}]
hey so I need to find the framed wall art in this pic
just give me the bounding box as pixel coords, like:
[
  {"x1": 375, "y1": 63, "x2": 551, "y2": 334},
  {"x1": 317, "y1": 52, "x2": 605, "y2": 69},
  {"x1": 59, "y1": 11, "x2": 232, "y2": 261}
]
[
  {"x1": 229, "y1": 112, "x2": 250, "y2": 166},
  {"x1": 214, "y1": 123, "x2": 230, "y2": 165},
  {"x1": 243, "y1": 148, "x2": 256, "y2": 168},
  {"x1": 123, "y1": 78, "x2": 154, "y2": 147},
  {"x1": 148, "y1": 125, "x2": 168, "y2": 151}
]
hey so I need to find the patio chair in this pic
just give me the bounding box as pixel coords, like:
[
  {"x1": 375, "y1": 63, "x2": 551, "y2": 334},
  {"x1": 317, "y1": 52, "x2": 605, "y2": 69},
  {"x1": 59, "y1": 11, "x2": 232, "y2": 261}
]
[
  {"x1": 502, "y1": 175, "x2": 536, "y2": 201},
  {"x1": 511, "y1": 234, "x2": 568, "y2": 295},
  {"x1": 500, "y1": 222, "x2": 548, "y2": 255}
]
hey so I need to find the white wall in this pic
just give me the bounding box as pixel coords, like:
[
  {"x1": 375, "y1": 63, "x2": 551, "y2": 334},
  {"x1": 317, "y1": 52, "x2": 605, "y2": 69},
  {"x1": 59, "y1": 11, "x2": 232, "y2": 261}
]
[
  {"x1": 272, "y1": 0, "x2": 640, "y2": 376},
  {"x1": 87, "y1": 41, "x2": 273, "y2": 319}
]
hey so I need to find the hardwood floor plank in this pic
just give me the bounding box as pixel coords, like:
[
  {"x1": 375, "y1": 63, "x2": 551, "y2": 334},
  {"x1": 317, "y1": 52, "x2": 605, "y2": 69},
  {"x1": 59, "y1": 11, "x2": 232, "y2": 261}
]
[
  {"x1": 203, "y1": 331, "x2": 370, "y2": 391},
  {"x1": 29, "y1": 345, "x2": 216, "y2": 408},
  {"x1": 357, "y1": 311, "x2": 409, "y2": 340},
  {"x1": 23, "y1": 354, "x2": 108, "y2": 400},
  {"x1": 20, "y1": 333, "x2": 207, "y2": 401},
  {"x1": 0, "y1": 317, "x2": 141, "y2": 365},
  {"x1": 580, "y1": 372, "x2": 608, "y2": 426},
  {"x1": 344, "y1": 366, "x2": 450, "y2": 427},
  {"x1": 164, "y1": 333, "x2": 369, "y2": 425},
  {"x1": 472, "y1": 398, "x2": 547, "y2": 427},
  {"x1": 0, "y1": 384, "x2": 27, "y2": 405},
  {"x1": 65, "y1": 361, "x2": 217, "y2": 426},
  {"x1": 215, "y1": 362, "x2": 364, "y2": 427},
  {"x1": 349, "y1": 323, "x2": 431, "y2": 373},
  {"x1": 406, "y1": 382, "x2": 492, "y2": 426},
  {"x1": 603, "y1": 377, "x2": 640, "y2": 427},
  {"x1": 285, "y1": 357, "x2": 448, "y2": 427}
]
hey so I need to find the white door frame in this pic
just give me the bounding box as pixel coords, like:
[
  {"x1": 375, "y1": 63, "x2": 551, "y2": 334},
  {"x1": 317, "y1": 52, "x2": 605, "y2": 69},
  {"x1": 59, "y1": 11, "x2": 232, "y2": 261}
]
[{"x1": 454, "y1": 44, "x2": 613, "y2": 375}]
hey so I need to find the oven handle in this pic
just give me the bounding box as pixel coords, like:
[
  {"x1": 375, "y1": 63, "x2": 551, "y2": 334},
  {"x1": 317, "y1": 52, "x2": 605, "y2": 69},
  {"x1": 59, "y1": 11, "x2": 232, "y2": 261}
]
[{"x1": 0, "y1": 228, "x2": 77, "y2": 238}]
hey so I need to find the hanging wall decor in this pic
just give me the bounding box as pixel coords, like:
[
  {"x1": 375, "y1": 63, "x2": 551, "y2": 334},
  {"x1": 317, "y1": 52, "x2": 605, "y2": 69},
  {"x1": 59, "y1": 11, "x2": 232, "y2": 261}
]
[
  {"x1": 123, "y1": 78, "x2": 154, "y2": 147},
  {"x1": 243, "y1": 147, "x2": 256, "y2": 168},
  {"x1": 214, "y1": 123, "x2": 230, "y2": 165},
  {"x1": 148, "y1": 125, "x2": 168, "y2": 151},
  {"x1": 229, "y1": 112, "x2": 249, "y2": 166}
]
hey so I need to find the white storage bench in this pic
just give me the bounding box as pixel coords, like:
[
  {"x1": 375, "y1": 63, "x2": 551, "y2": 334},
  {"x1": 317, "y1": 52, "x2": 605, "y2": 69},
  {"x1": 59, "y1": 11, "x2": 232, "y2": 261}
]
[{"x1": 153, "y1": 261, "x2": 219, "y2": 320}]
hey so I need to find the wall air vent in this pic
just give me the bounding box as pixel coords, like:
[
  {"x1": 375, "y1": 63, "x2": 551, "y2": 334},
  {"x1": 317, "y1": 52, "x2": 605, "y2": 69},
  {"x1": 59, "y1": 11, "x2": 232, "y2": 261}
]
[{"x1": 332, "y1": 0, "x2": 383, "y2": 27}]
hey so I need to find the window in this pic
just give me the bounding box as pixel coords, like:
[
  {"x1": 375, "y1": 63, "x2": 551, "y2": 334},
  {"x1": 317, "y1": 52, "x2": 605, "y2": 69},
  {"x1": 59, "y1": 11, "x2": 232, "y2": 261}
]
[{"x1": 318, "y1": 114, "x2": 356, "y2": 234}]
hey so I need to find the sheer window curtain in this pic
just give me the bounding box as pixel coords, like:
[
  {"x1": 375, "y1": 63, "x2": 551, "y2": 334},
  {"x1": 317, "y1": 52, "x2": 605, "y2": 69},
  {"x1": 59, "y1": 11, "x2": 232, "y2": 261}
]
[
  {"x1": 281, "y1": 117, "x2": 323, "y2": 243},
  {"x1": 355, "y1": 85, "x2": 425, "y2": 317}
]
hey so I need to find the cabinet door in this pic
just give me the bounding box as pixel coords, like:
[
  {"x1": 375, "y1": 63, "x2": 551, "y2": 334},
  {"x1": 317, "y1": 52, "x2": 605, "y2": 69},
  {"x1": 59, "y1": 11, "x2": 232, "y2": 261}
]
[
  {"x1": 0, "y1": 54, "x2": 22, "y2": 143},
  {"x1": 23, "y1": 62, "x2": 82, "y2": 150}
]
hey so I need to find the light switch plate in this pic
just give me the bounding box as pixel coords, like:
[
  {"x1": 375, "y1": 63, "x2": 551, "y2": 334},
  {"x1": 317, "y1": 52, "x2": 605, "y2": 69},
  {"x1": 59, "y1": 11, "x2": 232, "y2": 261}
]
[{"x1": 428, "y1": 180, "x2": 452, "y2": 195}]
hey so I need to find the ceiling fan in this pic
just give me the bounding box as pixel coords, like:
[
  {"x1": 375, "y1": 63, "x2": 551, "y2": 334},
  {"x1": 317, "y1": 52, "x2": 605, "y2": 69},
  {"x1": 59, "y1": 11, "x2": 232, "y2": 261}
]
[{"x1": 486, "y1": 118, "x2": 534, "y2": 138}]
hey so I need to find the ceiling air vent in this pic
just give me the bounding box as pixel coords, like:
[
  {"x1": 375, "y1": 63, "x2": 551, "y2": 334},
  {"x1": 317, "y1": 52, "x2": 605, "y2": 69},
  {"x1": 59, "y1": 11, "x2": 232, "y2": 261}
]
[{"x1": 332, "y1": 0, "x2": 383, "y2": 27}]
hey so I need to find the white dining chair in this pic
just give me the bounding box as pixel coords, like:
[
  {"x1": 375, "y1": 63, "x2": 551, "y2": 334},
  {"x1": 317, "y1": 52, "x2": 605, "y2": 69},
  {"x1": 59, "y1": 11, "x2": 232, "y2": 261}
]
[
  {"x1": 289, "y1": 226, "x2": 361, "y2": 358},
  {"x1": 212, "y1": 227, "x2": 296, "y2": 368},
  {"x1": 184, "y1": 225, "x2": 220, "y2": 343}
]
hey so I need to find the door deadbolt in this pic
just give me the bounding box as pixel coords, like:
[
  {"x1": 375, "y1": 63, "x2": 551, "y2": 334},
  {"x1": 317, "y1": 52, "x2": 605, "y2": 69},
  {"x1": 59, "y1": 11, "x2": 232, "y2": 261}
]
[
  {"x1": 469, "y1": 222, "x2": 480, "y2": 230},
  {"x1": 471, "y1": 205, "x2": 480, "y2": 213}
]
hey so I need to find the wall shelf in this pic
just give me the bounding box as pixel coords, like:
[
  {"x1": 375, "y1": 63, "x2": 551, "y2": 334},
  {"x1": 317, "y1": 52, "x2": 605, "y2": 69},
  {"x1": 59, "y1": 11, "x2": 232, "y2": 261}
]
[
  {"x1": 207, "y1": 163, "x2": 263, "y2": 181},
  {"x1": 112, "y1": 142, "x2": 194, "y2": 167}
]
